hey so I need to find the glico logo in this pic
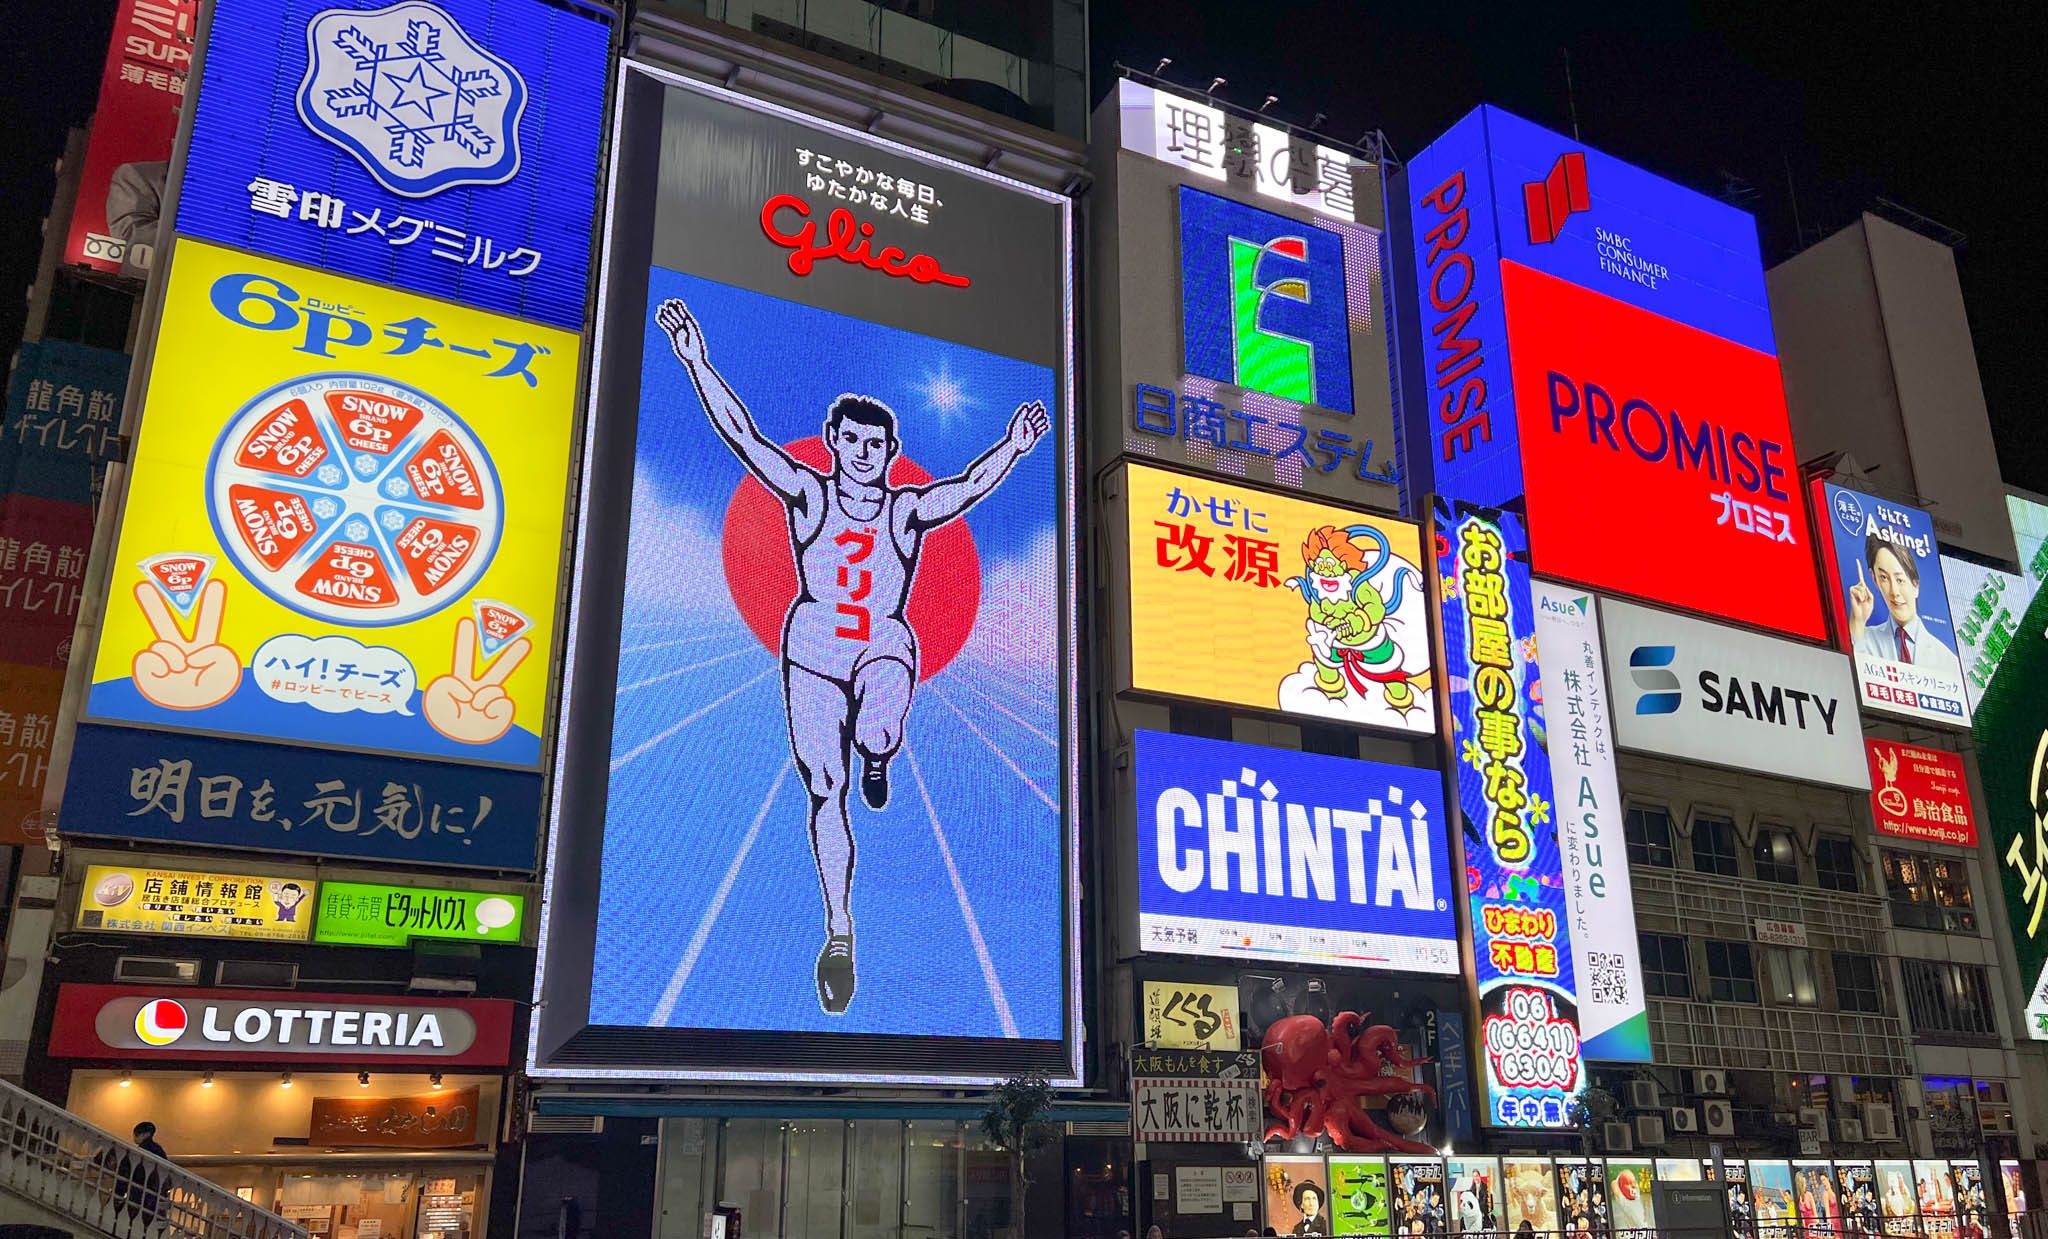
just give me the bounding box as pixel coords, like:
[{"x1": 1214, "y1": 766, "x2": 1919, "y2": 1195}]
[
  {"x1": 1522, "y1": 152, "x2": 1589, "y2": 245},
  {"x1": 134, "y1": 998, "x2": 188, "y2": 1047},
  {"x1": 759, "y1": 194, "x2": 969, "y2": 289},
  {"x1": 1179, "y1": 188, "x2": 1353, "y2": 413},
  {"x1": 1628, "y1": 645, "x2": 1682, "y2": 715}
]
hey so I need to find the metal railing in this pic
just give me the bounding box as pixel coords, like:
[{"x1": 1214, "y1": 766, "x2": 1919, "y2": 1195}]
[{"x1": 1, "y1": 1076, "x2": 307, "y2": 1239}]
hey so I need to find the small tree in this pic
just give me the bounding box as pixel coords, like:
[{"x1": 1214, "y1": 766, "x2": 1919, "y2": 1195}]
[
  {"x1": 982, "y1": 1075, "x2": 1056, "y2": 1239},
  {"x1": 1568, "y1": 1085, "x2": 1623, "y2": 1158}
]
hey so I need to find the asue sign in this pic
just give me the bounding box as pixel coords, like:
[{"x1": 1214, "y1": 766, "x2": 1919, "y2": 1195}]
[
  {"x1": 1599, "y1": 597, "x2": 1866, "y2": 789},
  {"x1": 1402, "y1": 105, "x2": 1822, "y2": 641},
  {"x1": 46, "y1": 984, "x2": 515, "y2": 1066}
]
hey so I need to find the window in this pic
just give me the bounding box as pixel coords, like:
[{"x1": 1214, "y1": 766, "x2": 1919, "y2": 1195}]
[
  {"x1": 1902, "y1": 959, "x2": 1998, "y2": 1039},
  {"x1": 1625, "y1": 805, "x2": 1675, "y2": 868},
  {"x1": 1692, "y1": 814, "x2": 1739, "y2": 877},
  {"x1": 1753, "y1": 827, "x2": 1801, "y2": 885},
  {"x1": 1705, "y1": 939, "x2": 1759, "y2": 1003},
  {"x1": 1834, "y1": 953, "x2": 1884, "y2": 1013},
  {"x1": 1884, "y1": 850, "x2": 1978, "y2": 932},
  {"x1": 1763, "y1": 946, "x2": 1819, "y2": 1006},
  {"x1": 1815, "y1": 834, "x2": 1861, "y2": 892},
  {"x1": 1640, "y1": 933, "x2": 1691, "y2": 998}
]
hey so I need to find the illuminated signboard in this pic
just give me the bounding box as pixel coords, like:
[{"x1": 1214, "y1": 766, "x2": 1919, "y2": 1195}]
[
  {"x1": 75, "y1": 864, "x2": 313, "y2": 941},
  {"x1": 46, "y1": 984, "x2": 515, "y2": 1066},
  {"x1": 1971, "y1": 578, "x2": 2048, "y2": 1038},
  {"x1": 1123, "y1": 463, "x2": 1434, "y2": 734},
  {"x1": 1943, "y1": 555, "x2": 2029, "y2": 715},
  {"x1": 1599, "y1": 596, "x2": 1868, "y2": 790},
  {"x1": 1403, "y1": 106, "x2": 1822, "y2": 640},
  {"x1": 63, "y1": 0, "x2": 195, "y2": 276},
  {"x1": 1865, "y1": 739, "x2": 1977, "y2": 848},
  {"x1": 77, "y1": 242, "x2": 576, "y2": 772},
  {"x1": 1530, "y1": 583, "x2": 1648, "y2": 1062},
  {"x1": 1182, "y1": 187, "x2": 1353, "y2": 412},
  {"x1": 1814, "y1": 481, "x2": 1968, "y2": 725},
  {"x1": 2010, "y1": 495, "x2": 2048, "y2": 590},
  {"x1": 175, "y1": 0, "x2": 611, "y2": 329},
  {"x1": 1118, "y1": 78, "x2": 1360, "y2": 221},
  {"x1": 313, "y1": 880, "x2": 525, "y2": 947},
  {"x1": 1133, "y1": 730, "x2": 1455, "y2": 973},
  {"x1": 1434, "y1": 499, "x2": 1581, "y2": 1127},
  {"x1": 531, "y1": 64, "x2": 1076, "y2": 1081}
]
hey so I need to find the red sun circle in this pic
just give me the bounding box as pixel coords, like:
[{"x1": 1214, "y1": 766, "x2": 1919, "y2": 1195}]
[{"x1": 720, "y1": 438, "x2": 981, "y2": 683}]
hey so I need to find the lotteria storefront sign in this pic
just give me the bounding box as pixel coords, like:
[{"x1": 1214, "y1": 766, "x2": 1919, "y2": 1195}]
[
  {"x1": 1403, "y1": 105, "x2": 1822, "y2": 642},
  {"x1": 46, "y1": 985, "x2": 515, "y2": 1066}
]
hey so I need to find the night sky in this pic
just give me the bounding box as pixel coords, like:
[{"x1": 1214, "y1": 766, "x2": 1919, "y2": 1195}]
[{"x1": 4, "y1": 2, "x2": 2039, "y2": 491}]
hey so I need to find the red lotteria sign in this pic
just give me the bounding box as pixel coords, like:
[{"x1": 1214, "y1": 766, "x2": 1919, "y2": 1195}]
[
  {"x1": 1866, "y1": 738, "x2": 1977, "y2": 848},
  {"x1": 1502, "y1": 261, "x2": 1825, "y2": 641},
  {"x1": 46, "y1": 985, "x2": 516, "y2": 1067}
]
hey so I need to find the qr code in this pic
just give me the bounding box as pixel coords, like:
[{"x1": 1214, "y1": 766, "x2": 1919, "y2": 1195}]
[{"x1": 1588, "y1": 951, "x2": 1630, "y2": 1005}]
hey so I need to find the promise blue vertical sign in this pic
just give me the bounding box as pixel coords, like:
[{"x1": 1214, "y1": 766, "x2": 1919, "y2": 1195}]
[{"x1": 1434, "y1": 498, "x2": 1583, "y2": 1126}]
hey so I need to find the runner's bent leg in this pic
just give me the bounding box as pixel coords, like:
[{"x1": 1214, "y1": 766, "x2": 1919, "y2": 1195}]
[
  {"x1": 852, "y1": 657, "x2": 914, "y2": 762},
  {"x1": 785, "y1": 662, "x2": 855, "y2": 937}
]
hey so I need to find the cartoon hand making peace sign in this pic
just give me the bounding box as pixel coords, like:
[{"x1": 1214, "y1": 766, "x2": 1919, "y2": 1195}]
[
  {"x1": 422, "y1": 617, "x2": 530, "y2": 745},
  {"x1": 132, "y1": 578, "x2": 241, "y2": 710}
]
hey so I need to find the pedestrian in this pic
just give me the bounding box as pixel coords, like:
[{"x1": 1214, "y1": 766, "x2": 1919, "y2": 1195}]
[
  {"x1": 128, "y1": 1121, "x2": 169, "y2": 1228},
  {"x1": 1146, "y1": 1224, "x2": 1166, "y2": 1239}
]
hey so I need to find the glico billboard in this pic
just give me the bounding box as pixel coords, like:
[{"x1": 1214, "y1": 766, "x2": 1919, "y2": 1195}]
[
  {"x1": 530, "y1": 64, "x2": 1077, "y2": 1082},
  {"x1": 1400, "y1": 106, "x2": 1823, "y2": 641}
]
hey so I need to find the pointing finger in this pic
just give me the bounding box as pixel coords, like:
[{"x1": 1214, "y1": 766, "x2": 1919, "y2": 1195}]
[
  {"x1": 476, "y1": 636, "x2": 531, "y2": 688},
  {"x1": 451, "y1": 617, "x2": 479, "y2": 684},
  {"x1": 192, "y1": 578, "x2": 227, "y2": 648},
  {"x1": 135, "y1": 582, "x2": 185, "y2": 646}
]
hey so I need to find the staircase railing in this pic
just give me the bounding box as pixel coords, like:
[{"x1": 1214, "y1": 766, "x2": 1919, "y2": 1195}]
[{"x1": 1, "y1": 1076, "x2": 307, "y2": 1239}]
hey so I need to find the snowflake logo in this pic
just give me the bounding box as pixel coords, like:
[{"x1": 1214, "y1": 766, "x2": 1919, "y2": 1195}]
[
  {"x1": 384, "y1": 477, "x2": 414, "y2": 499},
  {"x1": 312, "y1": 497, "x2": 341, "y2": 520},
  {"x1": 381, "y1": 510, "x2": 407, "y2": 531},
  {"x1": 316, "y1": 463, "x2": 345, "y2": 486},
  {"x1": 354, "y1": 452, "x2": 382, "y2": 477},
  {"x1": 297, "y1": 2, "x2": 527, "y2": 198}
]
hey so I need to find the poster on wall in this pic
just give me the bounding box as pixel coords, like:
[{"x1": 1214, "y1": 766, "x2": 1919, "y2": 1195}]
[
  {"x1": 1123, "y1": 464, "x2": 1435, "y2": 734},
  {"x1": 1792, "y1": 1161, "x2": 1841, "y2": 1232},
  {"x1": 1815, "y1": 481, "x2": 1969, "y2": 725},
  {"x1": 1877, "y1": 1160, "x2": 1921, "y2": 1235},
  {"x1": 1834, "y1": 1162, "x2": 1880, "y2": 1235},
  {"x1": 1436, "y1": 501, "x2": 1582, "y2": 1127},
  {"x1": 1503, "y1": 1159, "x2": 1558, "y2": 1233},
  {"x1": 1553, "y1": 1160, "x2": 1608, "y2": 1234},
  {"x1": 530, "y1": 62, "x2": 1076, "y2": 1079},
  {"x1": 1445, "y1": 1158, "x2": 1500, "y2": 1236},
  {"x1": 74, "y1": 864, "x2": 313, "y2": 941},
  {"x1": 1865, "y1": 738, "x2": 1977, "y2": 848},
  {"x1": 1914, "y1": 1160, "x2": 1957, "y2": 1229},
  {"x1": 1388, "y1": 1159, "x2": 1446, "y2": 1236},
  {"x1": 1724, "y1": 1161, "x2": 1756, "y2": 1236},
  {"x1": 1267, "y1": 1157, "x2": 1333, "y2": 1236},
  {"x1": 80, "y1": 240, "x2": 578, "y2": 771},
  {"x1": 1607, "y1": 1161, "x2": 1656, "y2": 1233},
  {"x1": 1749, "y1": 1161, "x2": 1796, "y2": 1238},
  {"x1": 1326, "y1": 1159, "x2": 1389, "y2": 1237},
  {"x1": 1133, "y1": 730, "x2": 1455, "y2": 972},
  {"x1": 64, "y1": 0, "x2": 196, "y2": 276},
  {"x1": 1952, "y1": 1161, "x2": 1988, "y2": 1238},
  {"x1": 1531, "y1": 582, "x2": 1649, "y2": 1061}
]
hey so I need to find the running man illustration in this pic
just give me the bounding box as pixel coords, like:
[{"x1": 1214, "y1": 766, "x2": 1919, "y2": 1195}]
[{"x1": 656, "y1": 298, "x2": 1049, "y2": 1014}]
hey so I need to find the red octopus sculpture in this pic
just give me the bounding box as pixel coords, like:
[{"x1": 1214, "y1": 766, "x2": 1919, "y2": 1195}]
[{"x1": 1261, "y1": 1011, "x2": 1436, "y2": 1154}]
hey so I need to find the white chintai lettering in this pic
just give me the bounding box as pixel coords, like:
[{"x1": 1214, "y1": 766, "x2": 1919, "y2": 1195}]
[
  {"x1": 1156, "y1": 788, "x2": 1204, "y2": 893},
  {"x1": 1204, "y1": 776, "x2": 1259, "y2": 892},
  {"x1": 1285, "y1": 804, "x2": 1335, "y2": 900},
  {"x1": 235, "y1": 1009, "x2": 272, "y2": 1042}
]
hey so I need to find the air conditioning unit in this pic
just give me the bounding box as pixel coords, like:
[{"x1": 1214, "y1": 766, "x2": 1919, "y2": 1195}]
[
  {"x1": 1629, "y1": 1080, "x2": 1661, "y2": 1110},
  {"x1": 1865, "y1": 1104, "x2": 1898, "y2": 1142},
  {"x1": 1603, "y1": 1120, "x2": 1634, "y2": 1152},
  {"x1": 1703, "y1": 1098, "x2": 1736, "y2": 1136},
  {"x1": 1799, "y1": 1107, "x2": 1830, "y2": 1141},
  {"x1": 1670, "y1": 1107, "x2": 1701, "y2": 1134},
  {"x1": 1831, "y1": 1077, "x2": 1858, "y2": 1105},
  {"x1": 1839, "y1": 1118, "x2": 1866, "y2": 1143},
  {"x1": 1696, "y1": 1068, "x2": 1729, "y2": 1096},
  {"x1": 1635, "y1": 1115, "x2": 1667, "y2": 1147}
]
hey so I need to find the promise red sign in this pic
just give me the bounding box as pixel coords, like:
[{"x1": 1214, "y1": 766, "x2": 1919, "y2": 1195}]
[{"x1": 1865, "y1": 738, "x2": 1977, "y2": 848}]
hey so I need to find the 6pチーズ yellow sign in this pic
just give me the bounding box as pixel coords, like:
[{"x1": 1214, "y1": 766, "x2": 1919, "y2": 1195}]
[
  {"x1": 85, "y1": 240, "x2": 579, "y2": 768},
  {"x1": 1124, "y1": 463, "x2": 1435, "y2": 734}
]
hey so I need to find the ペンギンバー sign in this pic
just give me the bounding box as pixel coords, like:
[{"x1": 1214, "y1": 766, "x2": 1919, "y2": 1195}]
[{"x1": 46, "y1": 985, "x2": 514, "y2": 1066}]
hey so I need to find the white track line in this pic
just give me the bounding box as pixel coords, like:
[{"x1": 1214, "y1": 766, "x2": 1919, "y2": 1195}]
[
  {"x1": 907, "y1": 749, "x2": 1019, "y2": 1039},
  {"x1": 610, "y1": 666, "x2": 774, "y2": 771},
  {"x1": 650, "y1": 761, "x2": 792, "y2": 1024}
]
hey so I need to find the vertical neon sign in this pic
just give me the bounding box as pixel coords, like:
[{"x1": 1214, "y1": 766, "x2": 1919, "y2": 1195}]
[{"x1": 1435, "y1": 498, "x2": 1583, "y2": 1126}]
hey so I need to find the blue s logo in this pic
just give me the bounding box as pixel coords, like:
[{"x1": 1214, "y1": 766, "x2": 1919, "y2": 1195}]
[{"x1": 1628, "y1": 645, "x2": 1682, "y2": 715}]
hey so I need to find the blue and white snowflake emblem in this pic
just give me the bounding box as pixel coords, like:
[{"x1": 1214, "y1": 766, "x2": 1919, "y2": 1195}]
[{"x1": 297, "y1": 2, "x2": 527, "y2": 198}]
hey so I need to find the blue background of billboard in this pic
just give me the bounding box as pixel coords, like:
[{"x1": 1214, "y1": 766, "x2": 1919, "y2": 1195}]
[
  {"x1": 1822, "y1": 482, "x2": 1964, "y2": 694},
  {"x1": 1434, "y1": 501, "x2": 1580, "y2": 1126},
  {"x1": 1403, "y1": 105, "x2": 1775, "y2": 512},
  {"x1": 588, "y1": 267, "x2": 1063, "y2": 1040},
  {"x1": 177, "y1": 0, "x2": 611, "y2": 330},
  {"x1": 1, "y1": 340, "x2": 130, "y2": 503},
  {"x1": 60, "y1": 722, "x2": 539, "y2": 869},
  {"x1": 1132, "y1": 729, "x2": 1455, "y2": 949},
  {"x1": 1180, "y1": 186, "x2": 1354, "y2": 413}
]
